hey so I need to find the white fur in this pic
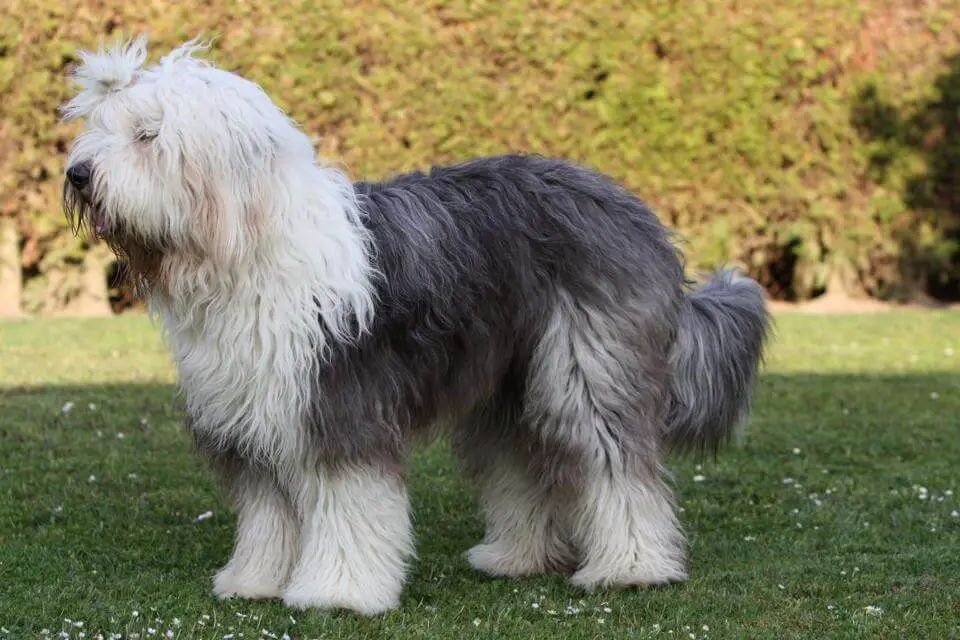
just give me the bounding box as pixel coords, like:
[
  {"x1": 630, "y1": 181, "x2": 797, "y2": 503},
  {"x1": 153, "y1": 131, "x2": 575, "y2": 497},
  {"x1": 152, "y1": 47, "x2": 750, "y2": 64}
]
[
  {"x1": 214, "y1": 471, "x2": 299, "y2": 599},
  {"x1": 63, "y1": 38, "x2": 390, "y2": 615},
  {"x1": 283, "y1": 464, "x2": 415, "y2": 616},
  {"x1": 62, "y1": 37, "x2": 377, "y2": 468},
  {"x1": 569, "y1": 465, "x2": 688, "y2": 590},
  {"x1": 467, "y1": 454, "x2": 575, "y2": 576}
]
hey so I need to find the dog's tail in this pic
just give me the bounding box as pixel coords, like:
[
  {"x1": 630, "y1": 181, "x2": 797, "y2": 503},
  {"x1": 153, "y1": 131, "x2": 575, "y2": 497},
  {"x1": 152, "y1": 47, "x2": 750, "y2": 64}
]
[{"x1": 662, "y1": 269, "x2": 771, "y2": 454}]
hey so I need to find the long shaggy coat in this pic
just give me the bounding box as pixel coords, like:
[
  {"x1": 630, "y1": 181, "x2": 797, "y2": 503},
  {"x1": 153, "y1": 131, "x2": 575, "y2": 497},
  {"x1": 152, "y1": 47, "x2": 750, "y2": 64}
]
[{"x1": 61, "y1": 38, "x2": 771, "y2": 616}]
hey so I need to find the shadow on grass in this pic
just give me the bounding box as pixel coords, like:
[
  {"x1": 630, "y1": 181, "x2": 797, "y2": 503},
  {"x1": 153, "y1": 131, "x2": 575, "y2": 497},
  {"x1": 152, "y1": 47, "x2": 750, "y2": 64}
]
[{"x1": 0, "y1": 371, "x2": 958, "y2": 633}]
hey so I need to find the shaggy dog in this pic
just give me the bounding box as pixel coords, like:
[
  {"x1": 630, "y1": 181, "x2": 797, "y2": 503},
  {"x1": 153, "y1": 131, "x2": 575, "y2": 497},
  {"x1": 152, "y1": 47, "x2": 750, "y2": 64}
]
[{"x1": 61, "y1": 37, "x2": 770, "y2": 616}]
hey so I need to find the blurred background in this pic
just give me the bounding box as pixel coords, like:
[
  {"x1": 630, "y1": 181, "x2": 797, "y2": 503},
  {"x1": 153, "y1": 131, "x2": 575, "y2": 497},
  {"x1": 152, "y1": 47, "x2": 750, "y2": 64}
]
[{"x1": 1, "y1": 0, "x2": 959, "y2": 317}]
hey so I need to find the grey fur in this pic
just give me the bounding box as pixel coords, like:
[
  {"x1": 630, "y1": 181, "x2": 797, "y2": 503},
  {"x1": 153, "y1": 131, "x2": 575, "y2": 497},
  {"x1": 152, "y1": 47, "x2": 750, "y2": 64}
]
[
  {"x1": 305, "y1": 154, "x2": 684, "y2": 464},
  {"x1": 291, "y1": 154, "x2": 768, "y2": 586},
  {"x1": 663, "y1": 270, "x2": 772, "y2": 454},
  {"x1": 303, "y1": 154, "x2": 768, "y2": 464}
]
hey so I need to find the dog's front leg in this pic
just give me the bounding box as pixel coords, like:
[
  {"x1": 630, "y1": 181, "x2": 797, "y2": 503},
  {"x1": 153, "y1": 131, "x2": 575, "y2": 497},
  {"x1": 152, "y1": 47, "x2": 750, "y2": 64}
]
[
  {"x1": 213, "y1": 464, "x2": 299, "y2": 600},
  {"x1": 281, "y1": 461, "x2": 414, "y2": 616}
]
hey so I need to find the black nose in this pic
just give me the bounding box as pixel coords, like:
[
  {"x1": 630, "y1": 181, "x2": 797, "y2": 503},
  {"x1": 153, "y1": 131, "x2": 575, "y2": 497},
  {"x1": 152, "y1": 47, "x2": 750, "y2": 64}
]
[{"x1": 66, "y1": 162, "x2": 92, "y2": 190}]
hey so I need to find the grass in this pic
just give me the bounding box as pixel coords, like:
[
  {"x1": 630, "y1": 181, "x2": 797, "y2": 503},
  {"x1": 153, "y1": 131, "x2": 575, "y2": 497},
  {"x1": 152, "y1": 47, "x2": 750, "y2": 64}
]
[{"x1": 1, "y1": 311, "x2": 958, "y2": 639}]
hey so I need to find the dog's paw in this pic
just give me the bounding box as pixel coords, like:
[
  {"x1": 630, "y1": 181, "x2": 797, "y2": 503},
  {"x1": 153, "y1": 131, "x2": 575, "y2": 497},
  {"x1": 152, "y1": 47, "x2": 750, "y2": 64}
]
[
  {"x1": 569, "y1": 561, "x2": 688, "y2": 592},
  {"x1": 212, "y1": 565, "x2": 284, "y2": 601},
  {"x1": 281, "y1": 580, "x2": 400, "y2": 616},
  {"x1": 466, "y1": 541, "x2": 574, "y2": 577}
]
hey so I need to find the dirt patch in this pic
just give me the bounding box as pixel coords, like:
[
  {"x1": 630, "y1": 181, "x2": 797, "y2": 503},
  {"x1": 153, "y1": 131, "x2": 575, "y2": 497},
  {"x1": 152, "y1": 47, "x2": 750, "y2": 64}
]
[{"x1": 768, "y1": 293, "x2": 960, "y2": 315}]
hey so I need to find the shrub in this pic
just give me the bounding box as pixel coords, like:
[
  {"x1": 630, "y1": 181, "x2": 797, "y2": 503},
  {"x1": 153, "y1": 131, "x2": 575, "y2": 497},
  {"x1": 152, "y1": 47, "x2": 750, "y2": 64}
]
[{"x1": 2, "y1": 0, "x2": 959, "y2": 313}]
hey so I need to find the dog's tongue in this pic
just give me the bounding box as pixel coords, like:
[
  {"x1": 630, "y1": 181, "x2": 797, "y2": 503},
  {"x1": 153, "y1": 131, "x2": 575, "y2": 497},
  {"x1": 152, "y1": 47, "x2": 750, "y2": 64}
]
[{"x1": 92, "y1": 217, "x2": 106, "y2": 239}]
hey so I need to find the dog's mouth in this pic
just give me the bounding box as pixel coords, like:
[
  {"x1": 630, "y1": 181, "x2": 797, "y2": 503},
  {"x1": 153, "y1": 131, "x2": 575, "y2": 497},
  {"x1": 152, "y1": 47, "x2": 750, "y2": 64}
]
[
  {"x1": 87, "y1": 206, "x2": 109, "y2": 240},
  {"x1": 63, "y1": 181, "x2": 111, "y2": 240},
  {"x1": 62, "y1": 180, "x2": 168, "y2": 294}
]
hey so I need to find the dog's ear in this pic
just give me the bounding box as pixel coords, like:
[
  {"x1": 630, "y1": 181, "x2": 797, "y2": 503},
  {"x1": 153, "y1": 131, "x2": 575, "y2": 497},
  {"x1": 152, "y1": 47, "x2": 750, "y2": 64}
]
[{"x1": 60, "y1": 35, "x2": 148, "y2": 121}]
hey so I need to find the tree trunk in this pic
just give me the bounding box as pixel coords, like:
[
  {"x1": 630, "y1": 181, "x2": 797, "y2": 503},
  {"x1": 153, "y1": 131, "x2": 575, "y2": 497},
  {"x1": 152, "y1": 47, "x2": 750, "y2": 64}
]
[
  {"x1": 804, "y1": 260, "x2": 890, "y2": 313},
  {"x1": 0, "y1": 217, "x2": 22, "y2": 318},
  {"x1": 59, "y1": 244, "x2": 113, "y2": 317}
]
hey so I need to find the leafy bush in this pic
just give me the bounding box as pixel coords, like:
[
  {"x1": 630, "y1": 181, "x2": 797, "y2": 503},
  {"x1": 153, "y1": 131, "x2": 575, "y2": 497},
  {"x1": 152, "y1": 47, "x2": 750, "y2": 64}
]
[{"x1": 2, "y1": 0, "x2": 959, "y2": 312}]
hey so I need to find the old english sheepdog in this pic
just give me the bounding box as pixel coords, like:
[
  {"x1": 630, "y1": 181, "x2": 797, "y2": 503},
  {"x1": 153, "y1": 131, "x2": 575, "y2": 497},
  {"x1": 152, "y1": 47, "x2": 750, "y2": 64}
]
[{"x1": 61, "y1": 37, "x2": 770, "y2": 615}]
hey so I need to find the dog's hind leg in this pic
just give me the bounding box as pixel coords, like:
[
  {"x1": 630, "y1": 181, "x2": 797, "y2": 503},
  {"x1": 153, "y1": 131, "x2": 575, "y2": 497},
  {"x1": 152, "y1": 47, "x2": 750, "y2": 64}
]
[
  {"x1": 212, "y1": 461, "x2": 299, "y2": 600},
  {"x1": 525, "y1": 291, "x2": 688, "y2": 591},
  {"x1": 454, "y1": 398, "x2": 578, "y2": 577}
]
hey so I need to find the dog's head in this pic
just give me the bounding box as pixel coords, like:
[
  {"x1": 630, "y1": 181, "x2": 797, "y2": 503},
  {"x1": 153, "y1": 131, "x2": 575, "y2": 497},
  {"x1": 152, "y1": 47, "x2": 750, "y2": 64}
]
[{"x1": 61, "y1": 36, "x2": 316, "y2": 288}]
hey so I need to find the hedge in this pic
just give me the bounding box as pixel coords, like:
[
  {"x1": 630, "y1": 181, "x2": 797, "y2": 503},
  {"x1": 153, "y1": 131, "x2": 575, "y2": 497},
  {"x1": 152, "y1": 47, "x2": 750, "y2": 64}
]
[{"x1": 2, "y1": 0, "x2": 959, "y2": 314}]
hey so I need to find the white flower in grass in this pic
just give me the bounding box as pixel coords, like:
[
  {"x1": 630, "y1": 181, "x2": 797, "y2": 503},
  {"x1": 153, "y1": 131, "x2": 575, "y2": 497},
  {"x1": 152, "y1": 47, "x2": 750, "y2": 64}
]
[{"x1": 864, "y1": 605, "x2": 882, "y2": 617}]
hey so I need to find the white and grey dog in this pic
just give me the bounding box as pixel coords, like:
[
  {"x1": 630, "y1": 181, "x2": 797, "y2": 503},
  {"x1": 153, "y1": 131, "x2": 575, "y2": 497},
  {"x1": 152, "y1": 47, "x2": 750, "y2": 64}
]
[{"x1": 61, "y1": 37, "x2": 770, "y2": 616}]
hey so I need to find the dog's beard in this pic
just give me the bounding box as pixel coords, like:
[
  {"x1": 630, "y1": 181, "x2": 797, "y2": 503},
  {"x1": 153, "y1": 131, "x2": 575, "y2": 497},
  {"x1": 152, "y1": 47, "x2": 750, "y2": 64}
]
[
  {"x1": 62, "y1": 180, "x2": 108, "y2": 240},
  {"x1": 62, "y1": 180, "x2": 166, "y2": 295}
]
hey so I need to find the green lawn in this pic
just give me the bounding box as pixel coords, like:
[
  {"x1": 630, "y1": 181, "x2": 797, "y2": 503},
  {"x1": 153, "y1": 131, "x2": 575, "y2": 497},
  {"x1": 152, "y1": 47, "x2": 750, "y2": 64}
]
[{"x1": 1, "y1": 312, "x2": 958, "y2": 639}]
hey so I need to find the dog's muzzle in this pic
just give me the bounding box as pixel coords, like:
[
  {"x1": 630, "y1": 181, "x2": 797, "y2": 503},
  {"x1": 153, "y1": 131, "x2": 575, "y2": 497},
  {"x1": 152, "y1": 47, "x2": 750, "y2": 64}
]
[
  {"x1": 66, "y1": 161, "x2": 92, "y2": 191},
  {"x1": 64, "y1": 160, "x2": 109, "y2": 238}
]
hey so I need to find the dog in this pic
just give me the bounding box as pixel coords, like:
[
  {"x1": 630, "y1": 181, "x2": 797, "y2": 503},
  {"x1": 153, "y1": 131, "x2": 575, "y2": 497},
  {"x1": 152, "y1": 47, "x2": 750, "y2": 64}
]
[{"x1": 61, "y1": 37, "x2": 770, "y2": 616}]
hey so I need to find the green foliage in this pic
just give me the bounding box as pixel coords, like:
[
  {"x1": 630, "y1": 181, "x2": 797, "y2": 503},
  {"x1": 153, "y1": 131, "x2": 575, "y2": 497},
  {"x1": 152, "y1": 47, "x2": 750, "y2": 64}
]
[{"x1": 2, "y1": 0, "x2": 960, "y2": 309}]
